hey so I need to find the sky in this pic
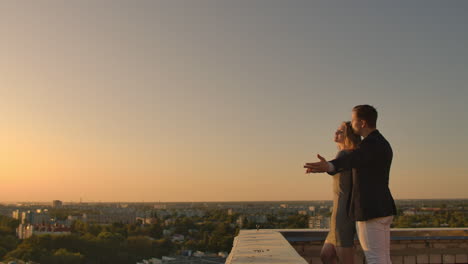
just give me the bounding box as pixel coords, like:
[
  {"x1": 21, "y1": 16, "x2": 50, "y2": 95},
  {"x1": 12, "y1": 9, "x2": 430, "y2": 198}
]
[{"x1": 0, "y1": 1, "x2": 467, "y2": 202}]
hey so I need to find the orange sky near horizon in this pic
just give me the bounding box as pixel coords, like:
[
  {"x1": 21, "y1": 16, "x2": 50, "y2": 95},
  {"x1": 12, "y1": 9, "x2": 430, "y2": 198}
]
[{"x1": 1, "y1": 1, "x2": 467, "y2": 202}]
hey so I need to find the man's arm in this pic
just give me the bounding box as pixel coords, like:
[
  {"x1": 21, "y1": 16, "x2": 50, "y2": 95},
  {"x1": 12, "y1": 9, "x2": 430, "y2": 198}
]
[
  {"x1": 326, "y1": 162, "x2": 337, "y2": 175},
  {"x1": 330, "y1": 140, "x2": 376, "y2": 172}
]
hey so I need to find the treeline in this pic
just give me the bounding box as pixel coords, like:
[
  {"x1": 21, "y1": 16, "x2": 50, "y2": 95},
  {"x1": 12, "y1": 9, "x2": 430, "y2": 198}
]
[
  {"x1": 0, "y1": 209, "x2": 239, "y2": 263},
  {"x1": 0, "y1": 215, "x2": 21, "y2": 260},
  {"x1": 242, "y1": 214, "x2": 309, "y2": 229},
  {"x1": 392, "y1": 210, "x2": 467, "y2": 228},
  {"x1": 2, "y1": 222, "x2": 174, "y2": 263}
]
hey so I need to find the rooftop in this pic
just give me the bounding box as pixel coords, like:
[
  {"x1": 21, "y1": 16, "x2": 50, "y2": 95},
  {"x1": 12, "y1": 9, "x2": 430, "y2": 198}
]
[{"x1": 226, "y1": 228, "x2": 468, "y2": 264}]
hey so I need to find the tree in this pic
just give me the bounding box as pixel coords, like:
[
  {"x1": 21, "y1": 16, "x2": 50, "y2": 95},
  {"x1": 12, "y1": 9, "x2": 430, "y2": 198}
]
[
  {"x1": 0, "y1": 246, "x2": 7, "y2": 259},
  {"x1": 3, "y1": 242, "x2": 48, "y2": 262},
  {"x1": 149, "y1": 222, "x2": 163, "y2": 239},
  {"x1": 0, "y1": 234, "x2": 19, "y2": 252},
  {"x1": 97, "y1": 231, "x2": 124, "y2": 242},
  {"x1": 71, "y1": 220, "x2": 88, "y2": 235},
  {"x1": 40, "y1": 248, "x2": 85, "y2": 264},
  {"x1": 126, "y1": 236, "x2": 153, "y2": 260},
  {"x1": 0, "y1": 216, "x2": 20, "y2": 232},
  {"x1": 153, "y1": 238, "x2": 175, "y2": 258}
]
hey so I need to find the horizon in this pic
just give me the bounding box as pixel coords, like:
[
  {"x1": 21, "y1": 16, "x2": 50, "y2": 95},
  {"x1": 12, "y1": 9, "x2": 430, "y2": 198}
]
[{"x1": 2, "y1": 198, "x2": 468, "y2": 205}]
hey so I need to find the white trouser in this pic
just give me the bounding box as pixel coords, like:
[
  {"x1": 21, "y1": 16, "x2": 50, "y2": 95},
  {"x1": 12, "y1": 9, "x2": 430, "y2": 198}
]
[{"x1": 356, "y1": 215, "x2": 393, "y2": 264}]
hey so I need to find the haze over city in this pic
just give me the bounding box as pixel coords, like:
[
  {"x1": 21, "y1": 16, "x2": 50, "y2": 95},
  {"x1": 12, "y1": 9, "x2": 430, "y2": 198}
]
[{"x1": 1, "y1": 1, "x2": 467, "y2": 202}]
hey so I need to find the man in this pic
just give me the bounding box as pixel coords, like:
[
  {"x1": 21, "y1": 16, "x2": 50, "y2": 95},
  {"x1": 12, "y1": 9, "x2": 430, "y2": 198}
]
[{"x1": 304, "y1": 105, "x2": 396, "y2": 264}]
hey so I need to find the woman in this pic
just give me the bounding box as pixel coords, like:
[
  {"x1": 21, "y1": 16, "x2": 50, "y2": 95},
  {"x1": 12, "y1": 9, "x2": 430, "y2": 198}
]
[{"x1": 311, "y1": 121, "x2": 361, "y2": 264}]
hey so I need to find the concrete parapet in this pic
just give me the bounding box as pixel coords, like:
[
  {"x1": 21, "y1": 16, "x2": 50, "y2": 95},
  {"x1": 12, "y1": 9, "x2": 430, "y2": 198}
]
[{"x1": 227, "y1": 228, "x2": 468, "y2": 264}]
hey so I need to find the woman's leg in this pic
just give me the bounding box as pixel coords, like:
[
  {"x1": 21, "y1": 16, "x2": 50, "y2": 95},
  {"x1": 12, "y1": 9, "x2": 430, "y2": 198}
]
[
  {"x1": 336, "y1": 246, "x2": 355, "y2": 264},
  {"x1": 321, "y1": 243, "x2": 337, "y2": 264}
]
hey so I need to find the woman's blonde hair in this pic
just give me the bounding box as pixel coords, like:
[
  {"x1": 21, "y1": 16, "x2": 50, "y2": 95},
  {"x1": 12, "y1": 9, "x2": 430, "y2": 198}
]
[{"x1": 341, "y1": 121, "x2": 361, "y2": 150}]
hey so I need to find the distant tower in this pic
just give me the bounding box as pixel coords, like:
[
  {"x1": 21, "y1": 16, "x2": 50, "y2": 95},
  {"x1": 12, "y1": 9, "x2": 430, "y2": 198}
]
[{"x1": 52, "y1": 200, "x2": 63, "y2": 208}]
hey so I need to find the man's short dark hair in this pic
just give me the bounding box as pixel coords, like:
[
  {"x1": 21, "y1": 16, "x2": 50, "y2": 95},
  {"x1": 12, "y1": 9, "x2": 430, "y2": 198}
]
[{"x1": 353, "y1": 105, "x2": 377, "y2": 128}]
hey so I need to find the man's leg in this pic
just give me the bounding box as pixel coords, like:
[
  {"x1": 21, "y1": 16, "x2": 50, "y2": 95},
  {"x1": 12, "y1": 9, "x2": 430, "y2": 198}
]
[
  {"x1": 356, "y1": 216, "x2": 393, "y2": 264},
  {"x1": 383, "y1": 216, "x2": 393, "y2": 263}
]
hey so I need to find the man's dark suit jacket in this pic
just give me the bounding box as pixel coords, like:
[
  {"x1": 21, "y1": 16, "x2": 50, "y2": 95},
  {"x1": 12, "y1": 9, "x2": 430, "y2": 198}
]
[{"x1": 330, "y1": 130, "x2": 397, "y2": 221}]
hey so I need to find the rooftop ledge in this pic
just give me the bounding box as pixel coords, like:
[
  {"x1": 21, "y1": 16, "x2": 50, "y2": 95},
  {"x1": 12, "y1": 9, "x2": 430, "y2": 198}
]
[{"x1": 226, "y1": 228, "x2": 468, "y2": 264}]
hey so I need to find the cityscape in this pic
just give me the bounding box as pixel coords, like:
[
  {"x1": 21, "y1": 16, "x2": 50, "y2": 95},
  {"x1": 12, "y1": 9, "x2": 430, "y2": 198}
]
[
  {"x1": 2, "y1": 1, "x2": 468, "y2": 264},
  {"x1": 0, "y1": 199, "x2": 466, "y2": 263}
]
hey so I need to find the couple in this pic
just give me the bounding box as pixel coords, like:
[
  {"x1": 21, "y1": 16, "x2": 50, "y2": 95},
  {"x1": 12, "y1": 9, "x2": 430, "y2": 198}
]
[{"x1": 304, "y1": 105, "x2": 396, "y2": 264}]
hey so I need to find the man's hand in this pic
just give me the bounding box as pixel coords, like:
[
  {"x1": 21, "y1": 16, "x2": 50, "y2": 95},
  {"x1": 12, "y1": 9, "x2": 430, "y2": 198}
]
[{"x1": 304, "y1": 154, "x2": 329, "y2": 173}]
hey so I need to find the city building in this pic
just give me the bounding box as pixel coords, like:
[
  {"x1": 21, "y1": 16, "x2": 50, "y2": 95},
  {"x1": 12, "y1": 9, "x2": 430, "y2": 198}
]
[
  {"x1": 12, "y1": 209, "x2": 21, "y2": 220},
  {"x1": 136, "y1": 258, "x2": 162, "y2": 264},
  {"x1": 308, "y1": 215, "x2": 330, "y2": 229},
  {"x1": 16, "y1": 224, "x2": 71, "y2": 239},
  {"x1": 136, "y1": 216, "x2": 158, "y2": 225},
  {"x1": 175, "y1": 209, "x2": 205, "y2": 218},
  {"x1": 171, "y1": 234, "x2": 185, "y2": 242},
  {"x1": 298, "y1": 210, "x2": 309, "y2": 216},
  {"x1": 52, "y1": 200, "x2": 63, "y2": 208},
  {"x1": 83, "y1": 211, "x2": 136, "y2": 225},
  {"x1": 14, "y1": 209, "x2": 51, "y2": 225}
]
